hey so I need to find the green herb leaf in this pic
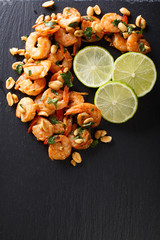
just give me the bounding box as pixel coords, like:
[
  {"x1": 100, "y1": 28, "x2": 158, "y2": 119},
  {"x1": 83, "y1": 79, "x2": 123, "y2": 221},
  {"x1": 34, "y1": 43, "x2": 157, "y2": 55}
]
[
  {"x1": 47, "y1": 135, "x2": 57, "y2": 144},
  {"x1": 82, "y1": 16, "x2": 94, "y2": 21},
  {"x1": 74, "y1": 135, "x2": 83, "y2": 141},
  {"x1": 16, "y1": 64, "x2": 24, "y2": 75},
  {"x1": 139, "y1": 42, "x2": 145, "y2": 52},
  {"x1": 20, "y1": 103, "x2": 24, "y2": 108},
  {"x1": 82, "y1": 122, "x2": 94, "y2": 127},
  {"x1": 137, "y1": 28, "x2": 143, "y2": 35},
  {"x1": 95, "y1": 35, "x2": 100, "y2": 40},
  {"x1": 55, "y1": 61, "x2": 60, "y2": 66},
  {"x1": 60, "y1": 71, "x2": 73, "y2": 88},
  {"x1": 49, "y1": 116, "x2": 59, "y2": 124},
  {"x1": 55, "y1": 41, "x2": 60, "y2": 50},
  {"x1": 84, "y1": 27, "x2": 92, "y2": 40},
  {"x1": 40, "y1": 94, "x2": 45, "y2": 102},
  {"x1": 111, "y1": 19, "x2": 121, "y2": 27},
  {"x1": 51, "y1": 89, "x2": 58, "y2": 95},
  {"x1": 36, "y1": 60, "x2": 41, "y2": 64},
  {"x1": 57, "y1": 131, "x2": 64, "y2": 134},
  {"x1": 44, "y1": 21, "x2": 56, "y2": 28},
  {"x1": 28, "y1": 70, "x2": 32, "y2": 76},
  {"x1": 127, "y1": 25, "x2": 134, "y2": 35},
  {"x1": 68, "y1": 22, "x2": 78, "y2": 28},
  {"x1": 63, "y1": 48, "x2": 67, "y2": 53},
  {"x1": 47, "y1": 97, "x2": 59, "y2": 109},
  {"x1": 90, "y1": 139, "x2": 98, "y2": 148}
]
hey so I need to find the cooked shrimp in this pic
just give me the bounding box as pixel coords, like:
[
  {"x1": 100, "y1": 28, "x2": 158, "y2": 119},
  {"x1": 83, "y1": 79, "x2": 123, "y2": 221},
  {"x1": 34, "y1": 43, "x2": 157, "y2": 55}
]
[
  {"x1": 48, "y1": 44, "x2": 72, "y2": 73},
  {"x1": 101, "y1": 13, "x2": 122, "y2": 33},
  {"x1": 81, "y1": 16, "x2": 104, "y2": 42},
  {"x1": 48, "y1": 135, "x2": 72, "y2": 160},
  {"x1": 49, "y1": 69, "x2": 73, "y2": 90},
  {"x1": 68, "y1": 128, "x2": 92, "y2": 149},
  {"x1": 25, "y1": 32, "x2": 51, "y2": 59},
  {"x1": 34, "y1": 93, "x2": 55, "y2": 117},
  {"x1": 41, "y1": 86, "x2": 69, "y2": 111},
  {"x1": 54, "y1": 121, "x2": 65, "y2": 134},
  {"x1": 63, "y1": 116, "x2": 72, "y2": 136},
  {"x1": 65, "y1": 103, "x2": 101, "y2": 128},
  {"x1": 127, "y1": 32, "x2": 151, "y2": 53},
  {"x1": 111, "y1": 33, "x2": 127, "y2": 52},
  {"x1": 57, "y1": 7, "x2": 81, "y2": 29},
  {"x1": 15, "y1": 73, "x2": 46, "y2": 96},
  {"x1": 54, "y1": 28, "x2": 78, "y2": 47},
  {"x1": 68, "y1": 91, "x2": 88, "y2": 108},
  {"x1": 29, "y1": 116, "x2": 55, "y2": 141},
  {"x1": 34, "y1": 22, "x2": 60, "y2": 36},
  {"x1": 16, "y1": 97, "x2": 37, "y2": 122},
  {"x1": 23, "y1": 60, "x2": 51, "y2": 80}
]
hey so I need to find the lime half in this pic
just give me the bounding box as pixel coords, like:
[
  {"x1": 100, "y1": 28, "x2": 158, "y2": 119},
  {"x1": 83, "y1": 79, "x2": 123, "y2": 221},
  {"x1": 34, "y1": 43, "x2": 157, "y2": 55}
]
[
  {"x1": 73, "y1": 46, "x2": 114, "y2": 88},
  {"x1": 94, "y1": 82, "x2": 138, "y2": 123},
  {"x1": 112, "y1": 52, "x2": 157, "y2": 97}
]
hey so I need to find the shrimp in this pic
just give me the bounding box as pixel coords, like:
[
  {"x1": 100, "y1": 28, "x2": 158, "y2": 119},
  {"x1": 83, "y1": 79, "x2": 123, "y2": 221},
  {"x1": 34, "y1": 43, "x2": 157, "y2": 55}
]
[
  {"x1": 68, "y1": 91, "x2": 88, "y2": 108},
  {"x1": 127, "y1": 32, "x2": 151, "y2": 53},
  {"x1": 48, "y1": 135, "x2": 72, "y2": 160},
  {"x1": 54, "y1": 28, "x2": 78, "y2": 47},
  {"x1": 34, "y1": 93, "x2": 55, "y2": 117},
  {"x1": 81, "y1": 16, "x2": 104, "y2": 42},
  {"x1": 29, "y1": 117, "x2": 55, "y2": 141},
  {"x1": 41, "y1": 86, "x2": 69, "y2": 111},
  {"x1": 57, "y1": 7, "x2": 81, "y2": 29},
  {"x1": 111, "y1": 33, "x2": 128, "y2": 52},
  {"x1": 101, "y1": 13, "x2": 122, "y2": 33},
  {"x1": 47, "y1": 43, "x2": 72, "y2": 73},
  {"x1": 68, "y1": 128, "x2": 92, "y2": 149},
  {"x1": 23, "y1": 60, "x2": 51, "y2": 80},
  {"x1": 16, "y1": 97, "x2": 37, "y2": 122},
  {"x1": 63, "y1": 116, "x2": 72, "y2": 136},
  {"x1": 49, "y1": 70, "x2": 73, "y2": 90},
  {"x1": 15, "y1": 73, "x2": 46, "y2": 96},
  {"x1": 34, "y1": 22, "x2": 60, "y2": 36},
  {"x1": 25, "y1": 32, "x2": 51, "y2": 59},
  {"x1": 65, "y1": 103, "x2": 101, "y2": 128}
]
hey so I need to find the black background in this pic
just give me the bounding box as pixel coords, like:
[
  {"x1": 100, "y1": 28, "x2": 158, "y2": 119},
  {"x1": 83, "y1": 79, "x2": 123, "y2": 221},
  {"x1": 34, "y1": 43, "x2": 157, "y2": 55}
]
[{"x1": 0, "y1": 0, "x2": 160, "y2": 239}]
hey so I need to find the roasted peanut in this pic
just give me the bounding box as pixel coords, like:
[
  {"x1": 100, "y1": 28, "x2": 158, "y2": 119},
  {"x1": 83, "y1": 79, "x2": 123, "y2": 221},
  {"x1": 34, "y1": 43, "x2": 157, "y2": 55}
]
[
  {"x1": 119, "y1": 7, "x2": 131, "y2": 16},
  {"x1": 6, "y1": 77, "x2": 15, "y2": 89}
]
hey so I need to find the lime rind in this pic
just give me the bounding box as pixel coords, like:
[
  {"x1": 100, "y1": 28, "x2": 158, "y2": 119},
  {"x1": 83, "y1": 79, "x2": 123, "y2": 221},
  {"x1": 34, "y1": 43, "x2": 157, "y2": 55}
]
[
  {"x1": 94, "y1": 81, "x2": 138, "y2": 123},
  {"x1": 73, "y1": 46, "x2": 114, "y2": 88},
  {"x1": 112, "y1": 52, "x2": 157, "y2": 97}
]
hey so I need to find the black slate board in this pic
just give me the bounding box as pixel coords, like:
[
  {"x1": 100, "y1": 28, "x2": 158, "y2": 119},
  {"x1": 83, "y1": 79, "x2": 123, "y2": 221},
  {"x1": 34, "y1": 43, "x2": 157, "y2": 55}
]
[{"x1": 0, "y1": 1, "x2": 160, "y2": 240}]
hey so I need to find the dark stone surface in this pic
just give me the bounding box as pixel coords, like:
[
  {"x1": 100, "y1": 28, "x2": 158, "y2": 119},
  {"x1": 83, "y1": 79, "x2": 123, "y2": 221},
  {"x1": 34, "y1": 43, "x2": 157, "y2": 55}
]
[{"x1": 0, "y1": 1, "x2": 160, "y2": 240}]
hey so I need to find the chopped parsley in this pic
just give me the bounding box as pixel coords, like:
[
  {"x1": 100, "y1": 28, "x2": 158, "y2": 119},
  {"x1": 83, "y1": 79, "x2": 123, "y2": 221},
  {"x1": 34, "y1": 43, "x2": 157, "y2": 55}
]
[
  {"x1": 44, "y1": 21, "x2": 56, "y2": 28},
  {"x1": 74, "y1": 135, "x2": 83, "y2": 141},
  {"x1": 36, "y1": 60, "x2": 41, "y2": 64},
  {"x1": 137, "y1": 28, "x2": 143, "y2": 35},
  {"x1": 111, "y1": 19, "x2": 121, "y2": 27},
  {"x1": 90, "y1": 139, "x2": 98, "y2": 148},
  {"x1": 82, "y1": 16, "x2": 94, "y2": 21},
  {"x1": 47, "y1": 97, "x2": 59, "y2": 109},
  {"x1": 47, "y1": 135, "x2": 57, "y2": 144},
  {"x1": 55, "y1": 41, "x2": 60, "y2": 50},
  {"x1": 16, "y1": 64, "x2": 24, "y2": 75},
  {"x1": 60, "y1": 71, "x2": 73, "y2": 88},
  {"x1": 95, "y1": 35, "x2": 100, "y2": 40},
  {"x1": 49, "y1": 116, "x2": 59, "y2": 124},
  {"x1": 68, "y1": 22, "x2": 78, "y2": 28},
  {"x1": 51, "y1": 89, "x2": 58, "y2": 95},
  {"x1": 55, "y1": 61, "x2": 60, "y2": 66},
  {"x1": 40, "y1": 94, "x2": 45, "y2": 102},
  {"x1": 82, "y1": 121, "x2": 94, "y2": 127},
  {"x1": 63, "y1": 48, "x2": 67, "y2": 53},
  {"x1": 28, "y1": 70, "x2": 32, "y2": 76},
  {"x1": 20, "y1": 103, "x2": 24, "y2": 109},
  {"x1": 139, "y1": 42, "x2": 145, "y2": 52},
  {"x1": 84, "y1": 27, "x2": 92, "y2": 40},
  {"x1": 127, "y1": 25, "x2": 134, "y2": 35}
]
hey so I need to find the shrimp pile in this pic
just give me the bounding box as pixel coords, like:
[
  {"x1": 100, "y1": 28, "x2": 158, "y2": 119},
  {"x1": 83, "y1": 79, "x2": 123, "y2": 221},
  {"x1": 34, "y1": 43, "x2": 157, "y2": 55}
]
[{"x1": 6, "y1": 3, "x2": 150, "y2": 161}]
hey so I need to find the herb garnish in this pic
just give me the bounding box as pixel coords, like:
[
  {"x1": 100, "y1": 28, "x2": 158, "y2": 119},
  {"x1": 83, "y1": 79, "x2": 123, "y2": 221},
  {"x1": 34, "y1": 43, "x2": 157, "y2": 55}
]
[
  {"x1": 139, "y1": 42, "x2": 145, "y2": 52},
  {"x1": 47, "y1": 135, "x2": 57, "y2": 144},
  {"x1": 90, "y1": 139, "x2": 98, "y2": 148},
  {"x1": 63, "y1": 48, "x2": 67, "y2": 53},
  {"x1": 36, "y1": 60, "x2": 41, "y2": 64},
  {"x1": 127, "y1": 25, "x2": 134, "y2": 35},
  {"x1": 40, "y1": 94, "x2": 45, "y2": 102},
  {"x1": 60, "y1": 71, "x2": 73, "y2": 88},
  {"x1": 55, "y1": 41, "x2": 60, "y2": 50},
  {"x1": 84, "y1": 27, "x2": 92, "y2": 40},
  {"x1": 28, "y1": 70, "x2": 32, "y2": 76},
  {"x1": 111, "y1": 19, "x2": 121, "y2": 27},
  {"x1": 49, "y1": 116, "x2": 59, "y2": 124},
  {"x1": 16, "y1": 64, "x2": 24, "y2": 75},
  {"x1": 95, "y1": 35, "x2": 100, "y2": 40},
  {"x1": 51, "y1": 89, "x2": 58, "y2": 95},
  {"x1": 47, "y1": 97, "x2": 59, "y2": 109},
  {"x1": 82, "y1": 16, "x2": 94, "y2": 21},
  {"x1": 68, "y1": 22, "x2": 78, "y2": 28},
  {"x1": 55, "y1": 61, "x2": 60, "y2": 66},
  {"x1": 44, "y1": 21, "x2": 56, "y2": 28}
]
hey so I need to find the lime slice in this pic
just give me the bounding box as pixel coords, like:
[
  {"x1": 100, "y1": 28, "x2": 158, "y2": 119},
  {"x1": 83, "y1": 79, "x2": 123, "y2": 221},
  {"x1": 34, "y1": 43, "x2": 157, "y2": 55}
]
[
  {"x1": 112, "y1": 52, "x2": 157, "y2": 97},
  {"x1": 73, "y1": 46, "x2": 114, "y2": 88},
  {"x1": 94, "y1": 81, "x2": 138, "y2": 123}
]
